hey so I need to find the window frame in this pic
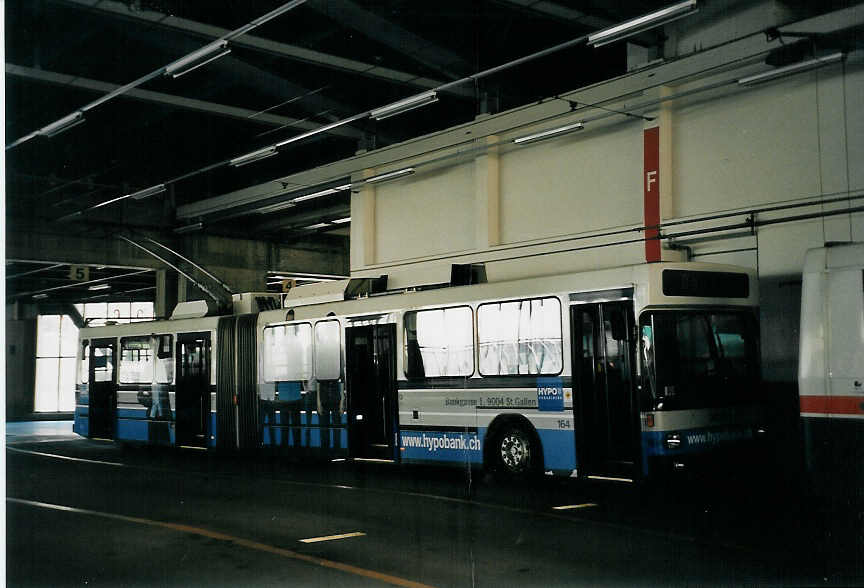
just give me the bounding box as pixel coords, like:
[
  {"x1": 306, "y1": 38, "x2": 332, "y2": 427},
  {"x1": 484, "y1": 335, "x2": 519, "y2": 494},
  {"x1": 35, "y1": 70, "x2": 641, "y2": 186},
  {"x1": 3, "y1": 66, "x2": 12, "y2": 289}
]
[
  {"x1": 476, "y1": 296, "x2": 564, "y2": 377},
  {"x1": 34, "y1": 314, "x2": 80, "y2": 413},
  {"x1": 119, "y1": 336, "x2": 155, "y2": 385},
  {"x1": 262, "y1": 321, "x2": 314, "y2": 383},
  {"x1": 313, "y1": 319, "x2": 342, "y2": 381},
  {"x1": 403, "y1": 305, "x2": 475, "y2": 379}
]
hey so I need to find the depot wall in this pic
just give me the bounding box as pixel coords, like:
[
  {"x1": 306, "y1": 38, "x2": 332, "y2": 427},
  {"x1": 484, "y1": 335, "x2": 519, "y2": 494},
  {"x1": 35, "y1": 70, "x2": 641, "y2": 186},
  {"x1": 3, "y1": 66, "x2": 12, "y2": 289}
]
[{"x1": 350, "y1": 54, "x2": 864, "y2": 386}]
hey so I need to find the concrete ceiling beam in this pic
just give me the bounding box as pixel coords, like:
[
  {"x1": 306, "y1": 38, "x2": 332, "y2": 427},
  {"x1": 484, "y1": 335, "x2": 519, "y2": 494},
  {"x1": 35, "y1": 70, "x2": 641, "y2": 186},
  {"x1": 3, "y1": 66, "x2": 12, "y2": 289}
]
[
  {"x1": 54, "y1": 0, "x2": 472, "y2": 97},
  {"x1": 5, "y1": 63, "x2": 363, "y2": 138}
]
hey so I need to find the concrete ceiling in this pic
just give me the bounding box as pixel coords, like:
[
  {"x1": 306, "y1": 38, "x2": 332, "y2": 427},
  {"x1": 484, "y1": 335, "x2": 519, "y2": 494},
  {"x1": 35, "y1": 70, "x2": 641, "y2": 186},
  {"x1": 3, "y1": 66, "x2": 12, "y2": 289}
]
[{"x1": 6, "y1": 0, "x2": 794, "y2": 303}]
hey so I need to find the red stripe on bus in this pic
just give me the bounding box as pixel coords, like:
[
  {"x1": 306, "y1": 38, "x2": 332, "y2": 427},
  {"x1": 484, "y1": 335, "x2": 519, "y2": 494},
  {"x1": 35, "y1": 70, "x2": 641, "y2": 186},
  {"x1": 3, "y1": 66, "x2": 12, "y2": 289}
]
[{"x1": 799, "y1": 395, "x2": 864, "y2": 415}]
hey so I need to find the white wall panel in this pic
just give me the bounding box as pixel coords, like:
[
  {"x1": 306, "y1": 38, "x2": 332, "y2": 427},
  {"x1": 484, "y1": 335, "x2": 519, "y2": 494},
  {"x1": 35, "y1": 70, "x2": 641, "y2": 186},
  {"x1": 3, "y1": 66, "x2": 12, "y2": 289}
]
[
  {"x1": 375, "y1": 165, "x2": 474, "y2": 263},
  {"x1": 758, "y1": 220, "x2": 832, "y2": 277},
  {"x1": 673, "y1": 74, "x2": 822, "y2": 217},
  {"x1": 498, "y1": 123, "x2": 643, "y2": 245},
  {"x1": 846, "y1": 66, "x2": 864, "y2": 194}
]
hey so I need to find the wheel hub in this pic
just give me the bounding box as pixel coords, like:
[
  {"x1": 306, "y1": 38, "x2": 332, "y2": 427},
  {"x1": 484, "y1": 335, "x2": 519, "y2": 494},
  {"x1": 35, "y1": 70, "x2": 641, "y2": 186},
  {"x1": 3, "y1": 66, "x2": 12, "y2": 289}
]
[{"x1": 500, "y1": 433, "x2": 528, "y2": 470}]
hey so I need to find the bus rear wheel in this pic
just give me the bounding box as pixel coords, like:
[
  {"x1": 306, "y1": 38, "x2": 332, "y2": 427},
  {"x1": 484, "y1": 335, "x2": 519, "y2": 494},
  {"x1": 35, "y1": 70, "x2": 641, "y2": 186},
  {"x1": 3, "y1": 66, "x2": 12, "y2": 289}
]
[{"x1": 494, "y1": 425, "x2": 535, "y2": 476}]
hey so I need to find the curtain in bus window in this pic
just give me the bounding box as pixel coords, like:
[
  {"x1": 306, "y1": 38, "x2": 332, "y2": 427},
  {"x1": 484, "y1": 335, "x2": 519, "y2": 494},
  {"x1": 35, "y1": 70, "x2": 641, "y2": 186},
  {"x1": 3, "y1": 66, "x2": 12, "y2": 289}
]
[
  {"x1": 120, "y1": 338, "x2": 154, "y2": 384},
  {"x1": 405, "y1": 307, "x2": 473, "y2": 378},
  {"x1": 478, "y1": 298, "x2": 562, "y2": 375},
  {"x1": 263, "y1": 323, "x2": 312, "y2": 382},
  {"x1": 314, "y1": 321, "x2": 341, "y2": 380}
]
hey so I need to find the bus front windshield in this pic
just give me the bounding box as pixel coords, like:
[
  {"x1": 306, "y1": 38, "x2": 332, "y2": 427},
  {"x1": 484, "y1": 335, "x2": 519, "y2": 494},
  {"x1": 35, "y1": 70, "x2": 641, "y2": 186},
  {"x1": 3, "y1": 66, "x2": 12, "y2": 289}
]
[{"x1": 640, "y1": 310, "x2": 759, "y2": 410}]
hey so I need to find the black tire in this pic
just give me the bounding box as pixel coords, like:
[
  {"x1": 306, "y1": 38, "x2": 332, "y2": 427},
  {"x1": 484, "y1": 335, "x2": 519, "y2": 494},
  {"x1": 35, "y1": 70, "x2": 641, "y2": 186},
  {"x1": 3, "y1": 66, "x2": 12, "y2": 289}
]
[{"x1": 493, "y1": 424, "x2": 536, "y2": 477}]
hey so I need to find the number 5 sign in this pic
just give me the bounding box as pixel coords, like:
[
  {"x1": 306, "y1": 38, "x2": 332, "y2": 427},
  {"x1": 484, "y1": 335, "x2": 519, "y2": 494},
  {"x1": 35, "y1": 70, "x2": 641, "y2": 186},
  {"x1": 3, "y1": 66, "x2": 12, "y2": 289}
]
[{"x1": 69, "y1": 265, "x2": 90, "y2": 281}]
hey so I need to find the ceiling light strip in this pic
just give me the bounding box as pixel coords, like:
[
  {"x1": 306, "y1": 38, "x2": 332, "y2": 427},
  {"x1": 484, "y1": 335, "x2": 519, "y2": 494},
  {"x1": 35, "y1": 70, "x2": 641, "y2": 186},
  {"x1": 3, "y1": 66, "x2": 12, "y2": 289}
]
[
  {"x1": 737, "y1": 52, "x2": 845, "y2": 86},
  {"x1": 255, "y1": 202, "x2": 297, "y2": 214},
  {"x1": 371, "y1": 91, "x2": 439, "y2": 121},
  {"x1": 167, "y1": 46, "x2": 232, "y2": 79},
  {"x1": 38, "y1": 111, "x2": 85, "y2": 137},
  {"x1": 255, "y1": 183, "x2": 351, "y2": 214},
  {"x1": 129, "y1": 184, "x2": 167, "y2": 200},
  {"x1": 513, "y1": 121, "x2": 584, "y2": 144},
  {"x1": 230, "y1": 146, "x2": 279, "y2": 167},
  {"x1": 364, "y1": 168, "x2": 415, "y2": 184},
  {"x1": 588, "y1": 0, "x2": 698, "y2": 47}
]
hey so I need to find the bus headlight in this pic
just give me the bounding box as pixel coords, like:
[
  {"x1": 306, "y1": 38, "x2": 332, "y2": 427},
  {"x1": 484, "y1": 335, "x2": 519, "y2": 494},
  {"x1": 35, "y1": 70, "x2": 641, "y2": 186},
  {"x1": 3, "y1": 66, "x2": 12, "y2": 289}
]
[{"x1": 665, "y1": 433, "x2": 682, "y2": 450}]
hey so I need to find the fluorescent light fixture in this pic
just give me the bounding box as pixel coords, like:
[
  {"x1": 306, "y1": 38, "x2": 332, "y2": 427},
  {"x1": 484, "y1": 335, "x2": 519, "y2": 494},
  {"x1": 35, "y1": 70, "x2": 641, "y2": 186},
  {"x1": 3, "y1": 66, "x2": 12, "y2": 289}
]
[
  {"x1": 552, "y1": 503, "x2": 598, "y2": 510},
  {"x1": 230, "y1": 146, "x2": 278, "y2": 167},
  {"x1": 165, "y1": 40, "x2": 231, "y2": 78},
  {"x1": 304, "y1": 222, "x2": 331, "y2": 230},
  {"x1": 39, "y1": 111, "x2": 85, "y2": 137},
  {"x1": 32, "y1": 293, "x2": 49, "y2": 300},
  {"x1": 371, "y1": 91, "x2": 438, "y2": 121},
  {"x1": 291, "y1": 183, "x2": 351, "y2": 203},
  {"x1": 256, "y1": 183, "x2": 351, "y2": 213},
  {"x1": 513, "y1": 121, "x2": 584, "y2": 144},
  {"x1": 588, "y1": 0, "x2": 698, "y2": 47},
  {"x1": 364, "y1": 168, "x2": 415, "y2": 184},
  {"x1": 737, "y1": 52, "x2": 845, "y2": 86},
  {"x1": 331, "y1": 217, "x2": 351, "y2": 224},
  {"x1": 129, "y1": 184, "x2": 167, "y2": 200},
  {"x1": 255, "y1": 201, "x2": 297, "y2": 214},
  {"x1": 174, "y1": 222, "x2": 204, "y2": 234},
  {"x1": 88, "y1": 283, "x2": 111, "y2": 291}
]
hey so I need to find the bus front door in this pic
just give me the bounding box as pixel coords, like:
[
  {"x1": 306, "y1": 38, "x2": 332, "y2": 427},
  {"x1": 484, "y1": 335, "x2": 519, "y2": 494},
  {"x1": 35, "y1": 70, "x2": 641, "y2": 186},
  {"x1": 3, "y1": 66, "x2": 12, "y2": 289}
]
[
  {"x1": 345, "y1": 324, "x2": 397, "y2": 460},
  {"x1": 88, "y1": 339, "x2": 116, "y2": 440},
  {"x1": 572, "y1": 302, "x2": 639, "y2": 480},
  {"x1": 175, "y1": 332, "x2": 211, "y2": 448}
]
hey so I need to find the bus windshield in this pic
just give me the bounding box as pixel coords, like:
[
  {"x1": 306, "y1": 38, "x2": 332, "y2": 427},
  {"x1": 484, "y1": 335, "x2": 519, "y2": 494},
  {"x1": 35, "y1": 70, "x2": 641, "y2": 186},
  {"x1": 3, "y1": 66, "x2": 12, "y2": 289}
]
[{"x1": 640, "y1": 310, "x2": 759, "y2": 410}]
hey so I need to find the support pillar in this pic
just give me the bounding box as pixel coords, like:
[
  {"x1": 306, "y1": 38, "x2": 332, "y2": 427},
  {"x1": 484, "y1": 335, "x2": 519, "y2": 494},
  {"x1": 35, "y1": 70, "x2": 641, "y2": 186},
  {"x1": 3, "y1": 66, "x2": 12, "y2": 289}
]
[
  {"x1": 475, "y1": 135, "x2": 501, "y2": 249},
  {"x1": 644, "y1": 86, "x2": 677, "y2": 262},
  {"x1": 155, "y1": 269, "x2": 177, "y2": 319},
  {"x1": 351, "y1": 169, "x2": 378, "y2": 270}
]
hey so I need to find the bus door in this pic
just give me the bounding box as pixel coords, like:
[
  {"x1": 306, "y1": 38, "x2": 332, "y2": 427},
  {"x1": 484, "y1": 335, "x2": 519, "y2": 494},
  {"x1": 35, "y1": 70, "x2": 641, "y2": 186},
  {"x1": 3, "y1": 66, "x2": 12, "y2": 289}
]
[
  {"x1": 175, "y1": 332, "x2": 211, "y2": 447},
  {"x1": 88, "y1": 338, "x2": 116, "y2": 439},
  {"x1": 572, "y1": 301, "x2": 639, "y2": 480},
  {"x1": 345, "y1": 324, "x2": 397, "y2": 459}
]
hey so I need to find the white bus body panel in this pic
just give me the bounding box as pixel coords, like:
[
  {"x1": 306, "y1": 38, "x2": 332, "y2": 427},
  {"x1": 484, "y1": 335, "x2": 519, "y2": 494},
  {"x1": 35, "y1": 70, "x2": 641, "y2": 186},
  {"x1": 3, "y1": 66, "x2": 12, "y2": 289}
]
[{"x1": 799, "y1": 243, "x2": 864, "y2": 417}]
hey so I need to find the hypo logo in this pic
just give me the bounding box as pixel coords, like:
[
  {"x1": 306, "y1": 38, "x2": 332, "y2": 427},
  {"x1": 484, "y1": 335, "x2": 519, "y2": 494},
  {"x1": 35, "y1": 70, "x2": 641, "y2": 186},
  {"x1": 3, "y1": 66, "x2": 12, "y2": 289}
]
[{"x1": 537, "y1": 377, "x2": 564, "y2": 412}]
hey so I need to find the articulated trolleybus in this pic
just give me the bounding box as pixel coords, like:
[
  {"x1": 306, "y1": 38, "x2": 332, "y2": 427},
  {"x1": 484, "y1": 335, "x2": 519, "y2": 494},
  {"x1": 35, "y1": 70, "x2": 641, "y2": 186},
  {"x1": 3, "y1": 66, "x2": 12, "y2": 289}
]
[{"x1": 74, "y1": 261, "x2": 764, "y2": 481}]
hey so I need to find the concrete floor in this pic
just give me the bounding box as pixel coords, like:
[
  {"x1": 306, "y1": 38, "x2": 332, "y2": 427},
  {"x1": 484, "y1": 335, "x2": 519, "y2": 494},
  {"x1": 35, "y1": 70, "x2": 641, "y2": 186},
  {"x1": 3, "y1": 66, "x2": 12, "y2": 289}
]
[{"x1": 6, "y1": 421, "x2": 863, "y2": 586}]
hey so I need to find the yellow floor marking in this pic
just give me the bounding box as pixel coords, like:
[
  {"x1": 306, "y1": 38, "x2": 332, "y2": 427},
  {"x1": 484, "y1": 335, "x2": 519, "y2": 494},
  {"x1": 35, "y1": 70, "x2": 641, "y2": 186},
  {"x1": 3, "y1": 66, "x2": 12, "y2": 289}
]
[
  {"x1": 8, "y1": 498, "x2": 432, "y2": 588},
  {"x1": 587, "y1": 475, "x2": 634, "y2": 483},
  {"x1": 299, "y1": 531, "x2": 366, "y2": 543},
  {"x1": 552, "y1": 503, "x2": 598, "y2": 510}
]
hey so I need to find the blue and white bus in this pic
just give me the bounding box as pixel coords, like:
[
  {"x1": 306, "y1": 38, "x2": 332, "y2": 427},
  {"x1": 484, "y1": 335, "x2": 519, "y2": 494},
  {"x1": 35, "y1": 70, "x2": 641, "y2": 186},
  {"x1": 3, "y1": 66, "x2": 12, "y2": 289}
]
[{"x1": 75, "y1": 260, "x2": 765, "y2": 481}]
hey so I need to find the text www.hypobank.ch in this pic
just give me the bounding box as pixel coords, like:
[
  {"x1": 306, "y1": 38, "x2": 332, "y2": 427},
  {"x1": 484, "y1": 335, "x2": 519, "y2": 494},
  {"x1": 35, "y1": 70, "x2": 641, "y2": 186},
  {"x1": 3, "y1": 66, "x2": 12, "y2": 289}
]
[{"x1": 402, "y1": 433, "x2": 481, "y2": 452}]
